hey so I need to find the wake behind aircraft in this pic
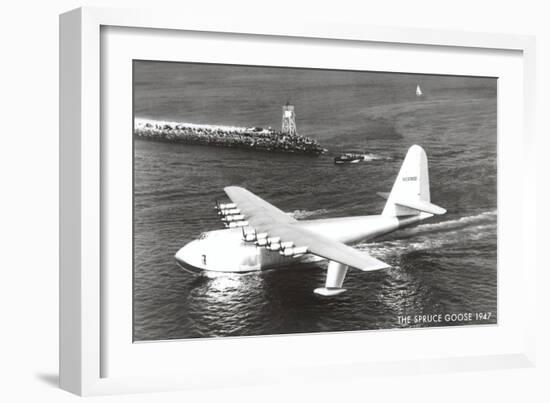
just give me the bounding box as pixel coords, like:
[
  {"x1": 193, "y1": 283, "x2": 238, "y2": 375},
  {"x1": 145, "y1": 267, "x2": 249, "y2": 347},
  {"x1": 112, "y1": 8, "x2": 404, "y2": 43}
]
[{"x1": 175, "y1": 145, "x2": 446, "y2": 296}]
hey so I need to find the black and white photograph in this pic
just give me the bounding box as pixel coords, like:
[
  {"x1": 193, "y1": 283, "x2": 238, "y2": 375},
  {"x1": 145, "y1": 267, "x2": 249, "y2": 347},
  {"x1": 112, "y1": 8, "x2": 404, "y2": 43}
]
[
  {"x1": 132, "y1": 60, "x2": 497, "y2": 341},
  {"x1": 6, "y1": 0, "x2": 549, "y2": 400}
]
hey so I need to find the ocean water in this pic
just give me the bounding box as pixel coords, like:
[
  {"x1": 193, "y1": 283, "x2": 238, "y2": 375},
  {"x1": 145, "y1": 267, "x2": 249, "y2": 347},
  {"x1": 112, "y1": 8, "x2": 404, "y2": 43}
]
[{"x1": 133, "y1": 62, "x2": 497, "y2": 341}]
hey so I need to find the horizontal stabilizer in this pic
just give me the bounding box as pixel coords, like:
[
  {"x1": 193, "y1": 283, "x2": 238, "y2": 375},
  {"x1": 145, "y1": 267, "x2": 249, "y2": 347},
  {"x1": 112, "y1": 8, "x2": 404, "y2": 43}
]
[{"x1": 394, "y1": 199, "x2": 446, "y2": 215}]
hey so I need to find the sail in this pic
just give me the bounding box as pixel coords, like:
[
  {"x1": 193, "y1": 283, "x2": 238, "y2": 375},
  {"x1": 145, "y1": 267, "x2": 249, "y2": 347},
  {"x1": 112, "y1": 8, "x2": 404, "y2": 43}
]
[{"x1": 416, "y1": 85, "x2": 423, "y2": 96}]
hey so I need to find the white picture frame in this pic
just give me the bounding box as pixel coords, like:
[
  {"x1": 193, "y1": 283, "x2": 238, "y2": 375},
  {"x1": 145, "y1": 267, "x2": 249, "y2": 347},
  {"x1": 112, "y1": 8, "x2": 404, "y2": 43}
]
[{"x1": 59, "y1": 6, "x2": 537, "y2": 396}]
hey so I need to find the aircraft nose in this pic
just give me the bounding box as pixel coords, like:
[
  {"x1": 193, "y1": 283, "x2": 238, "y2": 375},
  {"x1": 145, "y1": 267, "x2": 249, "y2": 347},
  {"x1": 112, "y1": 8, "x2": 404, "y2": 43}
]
[
  {"x1": 174, "y1": 246, "x2": 186, "y2": 265},
  {"x1": 174, "y1": 240, "x2": 204, "y2": 274},
  {"x1": 174, "y1": 242, "x2": 192, "y2": 265}
]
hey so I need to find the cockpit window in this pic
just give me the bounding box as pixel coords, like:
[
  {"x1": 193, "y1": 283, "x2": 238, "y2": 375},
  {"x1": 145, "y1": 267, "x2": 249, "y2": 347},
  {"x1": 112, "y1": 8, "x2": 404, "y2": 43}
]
[{"x1": 199, "y1": 232, "x2": 208, "y2": 240}]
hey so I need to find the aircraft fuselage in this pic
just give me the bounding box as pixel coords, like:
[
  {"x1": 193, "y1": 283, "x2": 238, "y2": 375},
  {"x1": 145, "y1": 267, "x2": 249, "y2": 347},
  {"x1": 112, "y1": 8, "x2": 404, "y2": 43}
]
[{"x1": 174, "y1": 213, "x2": 432, "y2": 274}]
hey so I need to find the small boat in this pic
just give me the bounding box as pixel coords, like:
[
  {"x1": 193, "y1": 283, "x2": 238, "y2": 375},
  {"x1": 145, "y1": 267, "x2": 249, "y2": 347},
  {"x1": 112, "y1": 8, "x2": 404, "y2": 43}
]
[
  {"x1": 416, "y1": 84, "x2": 423, "y2": 96},
  {"x1": 334, "y1": 152, "x2": 364, "y2": 164}
]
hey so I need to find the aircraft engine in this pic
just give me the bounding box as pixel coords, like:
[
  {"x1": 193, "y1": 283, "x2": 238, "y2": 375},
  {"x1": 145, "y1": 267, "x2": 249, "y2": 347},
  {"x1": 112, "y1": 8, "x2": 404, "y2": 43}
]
[
  {"x1": 218, "y1": 207, "x2": 241, "y2": 216},
  {"x1": 228, "y1": 220, "x2": 248, "y2": 228},
  {"x1": 242, "y1": 227, "x2": 257, "y2": 242},
  {"x1": 280, "y1": 248, "x2": 294, "y2": 257},
  {"x1": 278, "y1": 241, "x2": 294, "y2": 255},
  {"x1": 267, "y1": 236, "x2": 281, "y2": 251},
  {"x1": 222, "y1": 214, "x2": 245, "y2": 222},
  {"x1": 280, "y1": 241, "x2": 294, "y2": 249},
  {"x1": 280, "y1": 245, "x2": 308, "y2": 257},
  {"x1": 291, "y1": 246, "x2": 308, "y2": 257},
  {"x1": 255, "y1": 233, "x2": 268, "y2": 246},
  {"x1": 215, "y1": 201, "x2": 238, "y2": 215},
  {"x1": 216, "y1": 202, "x2": 236, "y2": 210}
]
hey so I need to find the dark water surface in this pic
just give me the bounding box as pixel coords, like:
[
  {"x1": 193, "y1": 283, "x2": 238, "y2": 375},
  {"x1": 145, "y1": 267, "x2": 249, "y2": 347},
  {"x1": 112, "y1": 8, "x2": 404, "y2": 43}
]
[{"x1": 133, "y1": 62, "x2": 497, "y2": 341}]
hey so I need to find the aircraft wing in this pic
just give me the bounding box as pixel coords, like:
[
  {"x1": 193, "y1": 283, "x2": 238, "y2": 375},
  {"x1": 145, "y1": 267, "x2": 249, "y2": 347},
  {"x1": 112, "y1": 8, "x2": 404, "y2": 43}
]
[
  {"x1": 224, "y1": 186, "x2": 389, "y2": 271},
  {"x1": 272, "y1": 224, "x2": 389, "y2": 271},
  {"x1": 224, "y1": 186, "x2": 297, "y2": 228}
]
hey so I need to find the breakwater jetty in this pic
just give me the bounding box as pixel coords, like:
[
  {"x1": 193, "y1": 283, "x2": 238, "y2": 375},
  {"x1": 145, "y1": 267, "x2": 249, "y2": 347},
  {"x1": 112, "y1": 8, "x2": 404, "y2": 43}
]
[{"x1": 134, "y1": 118, "x2": 324, "y2": 155}]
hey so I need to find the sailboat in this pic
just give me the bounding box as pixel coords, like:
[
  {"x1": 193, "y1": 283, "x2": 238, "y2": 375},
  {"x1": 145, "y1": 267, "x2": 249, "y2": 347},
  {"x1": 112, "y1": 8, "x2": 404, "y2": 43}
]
[{"x1": 416, "y1": 84, "x2": 423, "y2": 96}]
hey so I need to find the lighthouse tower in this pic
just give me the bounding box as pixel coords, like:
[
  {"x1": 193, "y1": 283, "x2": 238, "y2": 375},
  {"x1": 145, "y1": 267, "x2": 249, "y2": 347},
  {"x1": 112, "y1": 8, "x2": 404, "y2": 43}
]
[{"x1": 281, "y1": 102, "x2": 297, "y2": 136}]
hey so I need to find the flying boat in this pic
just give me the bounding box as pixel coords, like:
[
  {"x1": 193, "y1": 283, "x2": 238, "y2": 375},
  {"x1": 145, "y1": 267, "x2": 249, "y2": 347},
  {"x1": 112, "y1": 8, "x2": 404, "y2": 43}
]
[{"x1": 175, "y1": 145, "x2": 446, "y2": 296}]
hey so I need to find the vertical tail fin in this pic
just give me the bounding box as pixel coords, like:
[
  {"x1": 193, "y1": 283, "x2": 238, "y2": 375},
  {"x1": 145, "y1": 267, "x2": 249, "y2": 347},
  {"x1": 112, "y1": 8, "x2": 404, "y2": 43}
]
[{"x1": 382, "y1": 145, "x2": 445, "y2": 217}]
